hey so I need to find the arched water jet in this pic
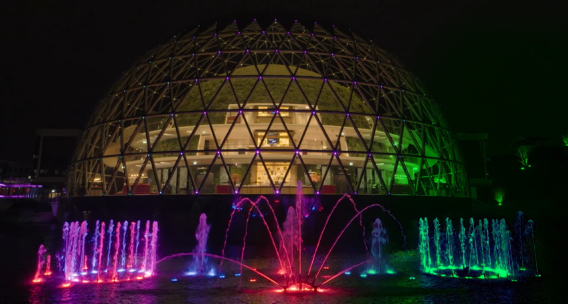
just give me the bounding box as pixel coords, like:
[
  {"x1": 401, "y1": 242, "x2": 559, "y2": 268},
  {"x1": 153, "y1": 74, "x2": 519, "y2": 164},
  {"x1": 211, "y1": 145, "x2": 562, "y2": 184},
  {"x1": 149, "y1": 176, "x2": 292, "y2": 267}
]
[
  {"x1": 218, "y1": 196, "x2": 292, "y2": 286},
  {"x1": 307, "y1": 194, "x2": 406, "y2": 278},
  {"x1": 312, "y1": 203, "x2": 406, "y2": 282}
]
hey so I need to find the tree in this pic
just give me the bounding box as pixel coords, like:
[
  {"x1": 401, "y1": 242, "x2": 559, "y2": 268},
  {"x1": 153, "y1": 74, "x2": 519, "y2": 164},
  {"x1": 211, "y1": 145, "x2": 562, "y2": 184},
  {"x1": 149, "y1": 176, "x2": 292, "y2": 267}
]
[
  {"x1": 516, "y1": 145, "x2": 532, "y2": 169},
  {"x1": 493, "y1": 187, "x2": 506, "y2": 206}
]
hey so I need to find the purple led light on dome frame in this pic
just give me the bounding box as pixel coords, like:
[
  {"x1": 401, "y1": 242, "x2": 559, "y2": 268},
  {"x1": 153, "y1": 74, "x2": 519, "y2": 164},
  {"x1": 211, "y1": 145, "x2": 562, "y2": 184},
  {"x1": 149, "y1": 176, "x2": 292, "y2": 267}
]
[{"x1": 255, "y1": 150, "x2": 260, "y2": 154}]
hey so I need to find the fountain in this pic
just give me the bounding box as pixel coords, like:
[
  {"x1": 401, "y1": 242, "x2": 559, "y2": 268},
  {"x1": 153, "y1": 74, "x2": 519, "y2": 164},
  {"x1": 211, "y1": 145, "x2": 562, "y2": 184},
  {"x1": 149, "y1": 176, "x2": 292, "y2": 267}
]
[
  {"x1": 368, "y1": 218, "x2": 389, "y2": 274},
  {"x1": 34, "y1": 189, "x2": 542, "y2": 295},
  {"x1": 32, "y1": 219, "x2": 158, "y2": 286},
  {"x1": 418, "y1": 216, "x2": 538, "y2": 279},
  {"x1": 186, "y1": 213, "x2": 212, "y2": 276},
  {"x1": 159, "y1": 181, "x2": 406, "y2": 292}
]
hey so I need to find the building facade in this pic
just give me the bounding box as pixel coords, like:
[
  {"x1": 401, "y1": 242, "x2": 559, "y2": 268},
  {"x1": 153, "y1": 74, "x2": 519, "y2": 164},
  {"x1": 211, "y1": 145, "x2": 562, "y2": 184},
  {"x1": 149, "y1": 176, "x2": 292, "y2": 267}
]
[{"x1": 67, "y1": 21, "x2": 468, "y2": 198}]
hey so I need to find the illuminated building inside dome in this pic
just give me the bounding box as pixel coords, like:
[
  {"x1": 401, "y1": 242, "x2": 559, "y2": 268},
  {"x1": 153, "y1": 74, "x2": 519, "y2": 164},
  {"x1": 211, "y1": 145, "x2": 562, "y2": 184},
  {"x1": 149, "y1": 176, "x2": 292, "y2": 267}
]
[{"x1": 67, "y1": 20, "x2": 468, "y2": 197}]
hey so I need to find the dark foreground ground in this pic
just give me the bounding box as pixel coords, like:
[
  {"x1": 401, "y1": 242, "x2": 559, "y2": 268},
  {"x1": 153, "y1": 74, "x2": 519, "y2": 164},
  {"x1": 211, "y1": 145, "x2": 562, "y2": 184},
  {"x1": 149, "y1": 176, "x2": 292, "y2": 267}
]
[{"x1": 1, "y1": 268, "x2": 561, "y2": 304}]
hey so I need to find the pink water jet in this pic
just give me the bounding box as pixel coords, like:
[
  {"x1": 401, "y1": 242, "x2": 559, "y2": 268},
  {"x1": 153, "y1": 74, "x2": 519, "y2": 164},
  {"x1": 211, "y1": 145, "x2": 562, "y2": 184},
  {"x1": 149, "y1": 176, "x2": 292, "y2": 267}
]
[
  {"x1": 32, "y1": 245, "x2": 47, "y2": 283},
  {"x1": 33, "y1": 219, "x2": 156, "y2": 287}
]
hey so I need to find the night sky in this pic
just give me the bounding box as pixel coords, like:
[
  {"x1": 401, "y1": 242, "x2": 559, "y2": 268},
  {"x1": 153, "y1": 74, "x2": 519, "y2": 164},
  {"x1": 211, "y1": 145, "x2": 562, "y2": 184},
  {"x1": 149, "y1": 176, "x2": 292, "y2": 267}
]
[{"x1": 1, "y1": 0, "x2": 567, "y2": 163}]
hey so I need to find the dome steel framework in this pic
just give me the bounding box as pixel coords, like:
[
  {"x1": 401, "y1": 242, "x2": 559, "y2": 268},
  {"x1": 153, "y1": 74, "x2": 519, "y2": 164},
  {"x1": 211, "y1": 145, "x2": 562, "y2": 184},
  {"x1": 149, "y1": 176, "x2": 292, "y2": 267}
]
[{"x1": 68, "y1": 20, "x2": 468, "y2": 197}]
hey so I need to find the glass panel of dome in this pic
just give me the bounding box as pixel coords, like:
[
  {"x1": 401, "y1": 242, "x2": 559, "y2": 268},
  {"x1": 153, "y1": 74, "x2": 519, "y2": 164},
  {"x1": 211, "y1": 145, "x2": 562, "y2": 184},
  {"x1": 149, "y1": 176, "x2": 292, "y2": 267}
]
[
  {"x1": 337, "y1": 153, "x2": 361, "y2": 193},
  {"x1": 403, "y1": 121, "x2": 426, "y2": 156},
  {"x1": 145, "y1": 115, "x2": 171, "y2": 134},
  {"x1": 291, "y1": 158, "x2": 316, "y2": 195},
  {"x1": 195, "y1": 156, "x2": 234, "y2": 194},
  {"x1": 358, "y1": 160, "x2": 384, "y2": 195},
  {"x1": 224, "y1": 153, "x2": 254, "y2": 193},
  {"x1": 368, "y1": 157, "x2": 389, "y2": 192},
  {"x1": 318, "y1": 113, "x2": 345, "y2": 149},
  {"x1": 299, "y1": 157, "x2": 324, "y2": 191},
  {"x1": 173, "y1": 83, "x2": 200, "y2": 110},
  {"x1": 174, "y1": 160, "x2": 196, "y2": 195},
  {"x1": 84, "y1": 160, "x2": 102, "y2": 196},
  {"x1": 105, "y1": 157, "x2": 128, "y2": 196},
  {"x1": 350, "y1": 114, "x2": 374, "y2": 134},
  {"x1": 391, "y1": 157, "x2": 416, "y2": 195},
  {"x1": 423, "y1": 125, "x2": 444, "y2": 159},
  {"x1": 121, "y1": 118, "x2": 149, "y2": 153},
  {"x1": 253, "y1": 151, "x2": 292, "y2": 190},
  {"x1": 126, "y1": 156, "x2": 150, "y2": 195},
  {"x1": 315, "y1": 82, "x2": 346, "y2": 112},
  {"x1": 244, "y1": 156, "x2": 276, "y2": 194},
  {"x1": 184, "y1": 158, "x2": 202, "y2": 194},
  {"x1": 351, "y1": 88, "x2": 375, "y2": 115},
  {"x1": 298, "y1": 117, "x2": 332, "y2": 154},
  {"x1": 323, "y1": 157, "x2": 353, "y2": 194},
  {"x1": 343, "y1": 135, "x2": 366, "y2": 157},
  {"x1": 256, "y1": 115, "x2": 295, "y2": 149},
  {"x1": 208, "y1": 80, "x2": 240, "y2": 112},
  {"x1": 100, "y1": 155, "x2": 118, "y2": 193},
  {"x1": 152, "y1": 135, "x2": 181, "y2": 161},
  {"x1": 294, "y1": 79, "x2": 323, "y2": 108},
  {"x1": 225, "y1": 77, "x2": 255, "y2": 105}
]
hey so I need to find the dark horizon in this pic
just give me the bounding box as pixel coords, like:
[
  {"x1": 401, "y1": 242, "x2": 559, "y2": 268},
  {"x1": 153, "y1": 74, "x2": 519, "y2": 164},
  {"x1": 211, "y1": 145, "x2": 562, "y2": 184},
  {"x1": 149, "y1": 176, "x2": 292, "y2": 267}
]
[{"x1": 1, "y1": 0, "x2": 567, "y2": 163}]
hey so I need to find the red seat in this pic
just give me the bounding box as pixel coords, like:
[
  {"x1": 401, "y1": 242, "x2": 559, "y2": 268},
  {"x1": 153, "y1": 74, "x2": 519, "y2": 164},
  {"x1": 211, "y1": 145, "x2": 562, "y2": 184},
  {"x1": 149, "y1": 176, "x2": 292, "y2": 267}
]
[
  {"x1": 122, "y1": 183, "x2": 151, "y2": 194},
  {"x1": 321, "y1": 185, "x2": 335, "y2": 194},
  {"x1": 216, "y1": 185, "x2": 232, "y2": 194}
]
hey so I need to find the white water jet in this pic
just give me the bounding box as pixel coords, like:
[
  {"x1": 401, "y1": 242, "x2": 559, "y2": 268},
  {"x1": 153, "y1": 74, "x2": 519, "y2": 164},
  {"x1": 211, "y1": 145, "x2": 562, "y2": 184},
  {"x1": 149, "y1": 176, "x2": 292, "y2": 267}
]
[
  {"x1": 370, "y1": 218, "x2": 388, "y2": 272},
  {"x1": 188, "y1": 213, "x2": 210, "y2": 274}
]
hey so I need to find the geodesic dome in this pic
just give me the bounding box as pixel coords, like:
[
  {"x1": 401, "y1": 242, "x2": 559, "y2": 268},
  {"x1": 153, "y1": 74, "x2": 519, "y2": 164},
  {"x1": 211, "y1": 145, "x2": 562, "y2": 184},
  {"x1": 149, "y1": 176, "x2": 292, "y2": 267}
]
[{"x1": 67, "y1": 20, "x2": 468, "y2": 198}]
